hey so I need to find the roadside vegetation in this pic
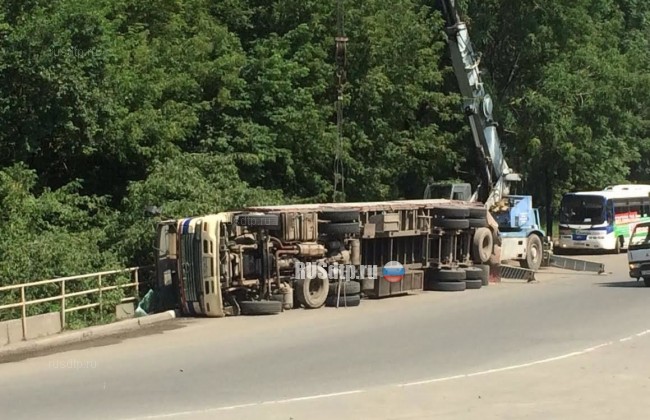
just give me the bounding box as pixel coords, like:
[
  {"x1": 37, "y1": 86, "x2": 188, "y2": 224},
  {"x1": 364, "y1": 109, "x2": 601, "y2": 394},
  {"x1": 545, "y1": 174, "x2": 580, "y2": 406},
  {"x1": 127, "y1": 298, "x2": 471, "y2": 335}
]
[{"x1": 0, "y1": 1, "x2": 649, "y2": 321}]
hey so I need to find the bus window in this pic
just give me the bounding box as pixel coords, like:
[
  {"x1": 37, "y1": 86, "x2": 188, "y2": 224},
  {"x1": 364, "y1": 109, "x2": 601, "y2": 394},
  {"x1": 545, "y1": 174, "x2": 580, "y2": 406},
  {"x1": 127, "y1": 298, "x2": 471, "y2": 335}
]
[
  {"x1": 629, "y1": 201, "x2": 642, "y2": 218},
  {"x1": 614, "y1": 201, "x2": 630, "y2": 220}
]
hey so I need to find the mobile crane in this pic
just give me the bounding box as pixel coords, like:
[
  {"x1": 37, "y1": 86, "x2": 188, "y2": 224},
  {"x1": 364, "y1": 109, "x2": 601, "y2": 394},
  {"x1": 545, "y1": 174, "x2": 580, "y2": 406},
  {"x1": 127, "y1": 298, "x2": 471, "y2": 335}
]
[{"x1": 424, "y1": 0, "x2": 547, "y2": 270}]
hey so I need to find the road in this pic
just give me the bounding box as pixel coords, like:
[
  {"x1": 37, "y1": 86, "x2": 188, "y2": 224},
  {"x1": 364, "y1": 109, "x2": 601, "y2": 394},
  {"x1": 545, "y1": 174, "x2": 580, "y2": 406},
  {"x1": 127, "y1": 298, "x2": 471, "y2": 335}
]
[{"x1": 2, "y1": 253, "x2": 650, "y2": 420}]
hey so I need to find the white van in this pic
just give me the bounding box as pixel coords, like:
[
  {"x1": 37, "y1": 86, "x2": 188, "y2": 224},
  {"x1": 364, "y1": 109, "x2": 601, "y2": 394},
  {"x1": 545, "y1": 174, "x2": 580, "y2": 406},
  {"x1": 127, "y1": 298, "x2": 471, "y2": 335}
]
[{"x1": 628, "y1": 221, "x2": 650, "y2": 286}]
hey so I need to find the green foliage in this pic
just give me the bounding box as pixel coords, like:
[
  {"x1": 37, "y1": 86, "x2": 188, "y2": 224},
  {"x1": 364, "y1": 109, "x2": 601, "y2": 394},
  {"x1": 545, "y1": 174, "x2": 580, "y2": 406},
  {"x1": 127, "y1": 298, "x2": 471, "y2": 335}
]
[
  {"x1": 466, "y1": 0, "x2": 650, "y2": 209},
  {"x1": 112, "y1": 153, "x2": 284, "y2": 266}
]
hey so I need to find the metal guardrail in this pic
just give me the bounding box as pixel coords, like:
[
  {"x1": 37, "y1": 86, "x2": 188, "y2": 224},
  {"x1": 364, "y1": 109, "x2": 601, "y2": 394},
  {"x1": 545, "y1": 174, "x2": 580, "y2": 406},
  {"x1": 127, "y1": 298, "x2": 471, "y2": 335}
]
[
  {"x1": 548, "y1": 255, "x2": 606, "y2": 274},
  {"x1": 499, "y1": 265, "x2": 536, "y2": 281},
  {"x1": 0, "y1": 267, "x2": 148, "y2": 341}
]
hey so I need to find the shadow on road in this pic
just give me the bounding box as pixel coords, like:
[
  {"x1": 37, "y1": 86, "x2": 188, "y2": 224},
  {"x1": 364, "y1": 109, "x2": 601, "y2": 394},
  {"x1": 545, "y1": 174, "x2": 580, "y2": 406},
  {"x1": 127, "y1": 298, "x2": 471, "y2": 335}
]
[
  {"x1": 596, "y1": 281, "x2": 647, "y2": 288},
  {"x1": 0, "y1": 319, "x2": 191, "y2": 365}
]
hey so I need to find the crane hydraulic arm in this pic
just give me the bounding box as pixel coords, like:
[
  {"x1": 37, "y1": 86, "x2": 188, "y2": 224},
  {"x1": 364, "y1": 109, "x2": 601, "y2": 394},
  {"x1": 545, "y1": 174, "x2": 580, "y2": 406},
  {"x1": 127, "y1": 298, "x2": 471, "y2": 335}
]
[{"x1": 434, "y1": 0, "x2": 521, "y2": 208}]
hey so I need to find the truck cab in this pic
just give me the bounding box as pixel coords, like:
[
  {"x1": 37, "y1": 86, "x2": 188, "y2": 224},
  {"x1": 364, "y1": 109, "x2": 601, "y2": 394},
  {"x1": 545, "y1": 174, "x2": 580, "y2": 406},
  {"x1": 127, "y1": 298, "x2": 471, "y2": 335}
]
[{"x1": 628, "y1": 221, "x2": 650, "y2": 286}]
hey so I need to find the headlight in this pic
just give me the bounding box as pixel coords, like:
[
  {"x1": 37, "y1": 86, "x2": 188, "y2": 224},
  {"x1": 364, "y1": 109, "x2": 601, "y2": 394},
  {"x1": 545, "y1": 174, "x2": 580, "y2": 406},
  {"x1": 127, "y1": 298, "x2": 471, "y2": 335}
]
[{"x1": 630, "y1": 263, "x2": 640, "y2": 270}]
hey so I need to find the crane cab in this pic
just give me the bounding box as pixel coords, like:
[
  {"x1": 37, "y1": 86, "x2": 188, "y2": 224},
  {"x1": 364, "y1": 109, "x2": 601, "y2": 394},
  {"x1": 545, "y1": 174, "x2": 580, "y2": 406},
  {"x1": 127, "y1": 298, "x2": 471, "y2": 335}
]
[{"x1": 423, "y1": 181, "x2": 472, "y2": 201}]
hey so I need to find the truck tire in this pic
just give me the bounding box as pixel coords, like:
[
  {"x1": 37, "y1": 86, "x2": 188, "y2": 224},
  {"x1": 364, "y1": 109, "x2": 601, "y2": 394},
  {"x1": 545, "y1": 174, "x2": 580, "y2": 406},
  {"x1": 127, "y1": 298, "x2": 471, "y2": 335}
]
[
  {"x1": 435, "y1": 218, "x2": 470, "y2": 230},
  {"x1": 235, "y1": 213, "x2": 281, "y2": 230},
  {"x1": 472, "y1": 228, "x2": 493, "y2": 264},
  {"x1": 430, "y1": 268, "x2": 466, "y2": 281},
  {"x1": 239, "y1": 300, "x2": 283, "y2": 315},
  {"x1": 319, "y1": 210, "x2": 360, "y2": 223},
  {"x1": 319, "y1": 222, "x2": 361, "y2": 236},
  {"x1": 477, "y1": 264, "x2": 490, "y2": 286},
  {"x1": 429, "y1": 281, "x2": 467, "y2": 292},
  {"x1": 521, "y1": 234, "x2": 543, "y2": 271},
  {"x1": 325, "y1": 294, "x2": 361, "y2": 307},
  {"x1": 469, "y1": 207, "x2": 488, "y2": 219},
  {"x1": 431, "y1": 206, "x2": 470, "y2": 219},
  {"x1": 464, "y1": 266, "x2": 483, "y2": 280},
  {"x1": 295, "y1": 265, "x2": 330, "y2": 309},
  {"x1": 328, "y1": 280, "x2": 361, "y2": 296},
  {"x1": 469, "y1": 218, "x2": 488, "y2": 228},
  {"x1": 465, "y1": 279, "x2": 483, "y2": 289}
]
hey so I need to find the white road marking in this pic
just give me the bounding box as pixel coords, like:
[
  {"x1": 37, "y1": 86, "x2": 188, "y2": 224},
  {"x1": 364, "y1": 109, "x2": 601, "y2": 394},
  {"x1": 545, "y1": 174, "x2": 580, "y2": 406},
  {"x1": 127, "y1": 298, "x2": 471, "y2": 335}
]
[
  {"x1": 261, "y1": 390, "x2": 365, "y2": 404},
  {"x1": 397, "y1": 374, "x2": 466, "y2": 387},
  {"x1": 217, "y1": 404, "x2": 258, "y2": 411},
  {"x1": 400, "y1": 342, "x2": 615, "y2": 386},
  {"x1": 121, "y1": 330, "x2": 648, "y2": 420}
]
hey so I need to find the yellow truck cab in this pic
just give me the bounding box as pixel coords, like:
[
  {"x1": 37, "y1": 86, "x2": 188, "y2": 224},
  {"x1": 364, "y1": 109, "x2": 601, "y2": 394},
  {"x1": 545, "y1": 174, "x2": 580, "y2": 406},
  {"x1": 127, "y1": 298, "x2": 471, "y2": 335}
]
[{"x1": 628, "y1": 221, "x2": 650, "y2": 286}]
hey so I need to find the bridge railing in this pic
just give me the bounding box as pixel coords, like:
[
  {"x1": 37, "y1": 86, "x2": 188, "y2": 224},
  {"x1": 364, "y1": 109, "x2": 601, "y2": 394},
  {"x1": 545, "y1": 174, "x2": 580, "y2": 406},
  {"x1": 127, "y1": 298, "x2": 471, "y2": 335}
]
[{"x1": 0, "y1": 266, "x2": 151, "y2": 341}]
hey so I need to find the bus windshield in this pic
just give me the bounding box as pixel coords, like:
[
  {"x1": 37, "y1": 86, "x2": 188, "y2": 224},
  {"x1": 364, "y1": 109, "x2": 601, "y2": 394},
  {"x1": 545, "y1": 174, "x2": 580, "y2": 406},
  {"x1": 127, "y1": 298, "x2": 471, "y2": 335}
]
[{"x1": 560, "y1": 194, "x2": 606, "y2": 225}]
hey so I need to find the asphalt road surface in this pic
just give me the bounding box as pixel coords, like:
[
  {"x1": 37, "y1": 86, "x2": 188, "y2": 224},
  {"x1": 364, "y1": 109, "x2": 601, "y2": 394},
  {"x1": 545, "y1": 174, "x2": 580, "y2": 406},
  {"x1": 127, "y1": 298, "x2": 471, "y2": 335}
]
[{"x1": 2, "y1": 253, "x2": 650, "y2": 420}]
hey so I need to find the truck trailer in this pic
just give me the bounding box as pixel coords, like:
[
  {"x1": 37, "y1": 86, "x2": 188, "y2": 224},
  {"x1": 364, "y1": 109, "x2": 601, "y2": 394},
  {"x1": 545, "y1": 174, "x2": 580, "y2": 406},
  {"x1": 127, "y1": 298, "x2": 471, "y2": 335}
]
[{"x1": 154, "y1": 200, "x2": 496, "y2": 317}]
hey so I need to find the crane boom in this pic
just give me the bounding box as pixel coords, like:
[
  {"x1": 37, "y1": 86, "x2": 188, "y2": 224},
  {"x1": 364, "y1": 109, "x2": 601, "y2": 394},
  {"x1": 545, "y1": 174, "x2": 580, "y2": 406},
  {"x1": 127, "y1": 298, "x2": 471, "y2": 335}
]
[
  {"x1": 426, "y1": 1, "x2": 550, "y2": 272},
  {"x1": 434, "y1": 0, "x2": 521, "y2": 208}
]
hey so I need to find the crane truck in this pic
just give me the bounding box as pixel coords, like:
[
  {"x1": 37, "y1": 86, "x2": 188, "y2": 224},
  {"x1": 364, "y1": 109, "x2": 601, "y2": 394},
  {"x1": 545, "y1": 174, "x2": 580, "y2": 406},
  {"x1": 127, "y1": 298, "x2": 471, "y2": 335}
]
[{"x1": 424, "y1": 0, "x2": 547, "y2": 271}]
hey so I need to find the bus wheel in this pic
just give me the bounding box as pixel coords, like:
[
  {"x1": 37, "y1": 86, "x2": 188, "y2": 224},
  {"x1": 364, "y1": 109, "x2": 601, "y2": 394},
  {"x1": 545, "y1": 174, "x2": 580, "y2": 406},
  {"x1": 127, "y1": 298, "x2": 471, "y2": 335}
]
[{"x1": 644, "y1": 278, "x2": 650, "y2": 287}]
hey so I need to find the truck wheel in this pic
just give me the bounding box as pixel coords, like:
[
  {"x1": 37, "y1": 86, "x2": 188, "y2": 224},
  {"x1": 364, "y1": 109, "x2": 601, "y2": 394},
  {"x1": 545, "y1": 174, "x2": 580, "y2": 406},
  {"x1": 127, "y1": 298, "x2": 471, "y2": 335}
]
[
  {"x1": 431, "y1": 206, "x2": 470, "y2": 219},
  {"x1": 468, "y1": 218, "x2": 488, "y2": 228},
  {"x1": 319, "y1": 209, "x2": 360, "y2": 223},
  {"x1": 477, "y1": 264, "x2": 490, "y2": 286},
  {"x1": 464, "y1": 266, "x2": 483, "y2": 280},
  {"x1": 429, "y1": 281, "x2": 467, "y2": 292},
  {"x1": 472, "y1": 228, "x2": 493, "y2": 264},
  {"x1": 239, "y1": 300, "x2": 283, "y2": 315},
  {"x1": 319, "y1": 222, "x2": 361, "y2": 236},
  {"x1": 295, "y1": 265, "x2": 330, "y2": 309},
  {"x1": 435, "y1": 218, "x2": 470, "y2": 230},
  {"x1": 521, "y1": 234, "x2": 543, "y2": 271},
  {"x1": 465, "y1": 279, "x2": 483, "y2": 289},
  {"x1": 430, "y1": 268, "x2": 466, "y2": 281},
  {"x1": 325, "y1": 294, "x2": 361, "y2": 307},
  {"x1": 328, "y1": 280, "x2": 361, "y2": 296},
  {"x1": 469, "y1": 207, "x2": 488, "y2": 219}
]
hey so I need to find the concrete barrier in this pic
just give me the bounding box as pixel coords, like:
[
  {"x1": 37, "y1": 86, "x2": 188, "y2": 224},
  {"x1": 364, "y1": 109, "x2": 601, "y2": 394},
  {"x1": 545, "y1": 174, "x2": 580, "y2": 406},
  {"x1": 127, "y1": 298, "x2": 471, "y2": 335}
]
[
  {"x1": 0, "y1": 310, "x2": 179, "y2": 360},
  {"x1": 115, "y1": 302, "x2": 136, "y2": 320},
  {"x1": 0, "y1": 313, "x2": 63, "y2": 346}
]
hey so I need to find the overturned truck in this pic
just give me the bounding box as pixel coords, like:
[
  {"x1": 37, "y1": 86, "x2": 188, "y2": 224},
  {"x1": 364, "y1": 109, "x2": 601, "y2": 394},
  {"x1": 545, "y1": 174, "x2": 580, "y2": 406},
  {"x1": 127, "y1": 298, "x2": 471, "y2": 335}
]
[{"x1": 154, "y1": 199, "x2": 498, "y2": 317}]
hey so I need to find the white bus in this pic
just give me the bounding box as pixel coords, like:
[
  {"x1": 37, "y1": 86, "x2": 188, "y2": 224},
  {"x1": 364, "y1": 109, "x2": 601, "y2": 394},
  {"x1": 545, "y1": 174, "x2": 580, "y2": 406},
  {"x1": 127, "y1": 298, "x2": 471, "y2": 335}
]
[{"x1": 558, "y1": 184, "x2": 650, "y2": 253}]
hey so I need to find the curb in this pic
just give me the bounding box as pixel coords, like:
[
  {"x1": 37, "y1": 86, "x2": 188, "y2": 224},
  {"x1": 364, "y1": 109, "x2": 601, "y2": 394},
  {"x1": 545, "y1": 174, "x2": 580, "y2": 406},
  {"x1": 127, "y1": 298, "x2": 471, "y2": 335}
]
[{"x1": 0, "y1": 310, "x2": 179, "y2": 360}]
